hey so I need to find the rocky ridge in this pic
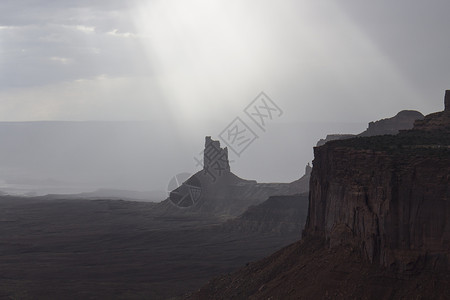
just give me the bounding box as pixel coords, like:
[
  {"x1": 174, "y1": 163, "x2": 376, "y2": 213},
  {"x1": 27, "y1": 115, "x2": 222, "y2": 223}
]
[
  {"x1": 316, "y1": 109, "x2": 424, "y2": 146},
  {"x1": 360, "y1": 110, "x2": 424, "y2": 136}
]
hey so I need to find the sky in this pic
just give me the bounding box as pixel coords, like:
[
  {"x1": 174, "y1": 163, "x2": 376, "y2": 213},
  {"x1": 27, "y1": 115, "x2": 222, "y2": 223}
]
[{"x1": 0, "y1": 0, "x2": 449, "y2": 193}]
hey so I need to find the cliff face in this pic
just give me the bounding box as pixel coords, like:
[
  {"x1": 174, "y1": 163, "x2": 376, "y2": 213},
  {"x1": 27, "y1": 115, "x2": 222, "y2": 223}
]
[
  {"x1": 305, "y1": 145, "x2": 450, "y2": 270},
  {"x1": 304, "y1": 92, "x2": 450, "y2": 271}
]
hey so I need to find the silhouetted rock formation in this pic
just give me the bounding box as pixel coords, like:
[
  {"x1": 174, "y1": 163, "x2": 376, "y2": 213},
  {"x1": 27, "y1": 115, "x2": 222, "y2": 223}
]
[
  {"x1": 359, "y1": 110, "x2": 424, "y2": 136},
  {"x1": 316, "y1": 134, "x2": 355, "y2": 147},
  {"x1": 287, "y1": 163, "x2": 311, "y2": 194},
  {"x1": 316, "y1": 109, "x2": 424, "y2": 146},
  {"x1": 203, "y1": 136, "x2": 231, "y2": 180},
  {"x1": 163, "y1": 137, "x2": 292, "y2": 217}
]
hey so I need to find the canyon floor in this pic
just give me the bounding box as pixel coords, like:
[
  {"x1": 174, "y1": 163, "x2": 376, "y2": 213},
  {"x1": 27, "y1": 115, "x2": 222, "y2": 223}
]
[{"x1": 0, "y1": 196, "x2": 299, "y2": 300}]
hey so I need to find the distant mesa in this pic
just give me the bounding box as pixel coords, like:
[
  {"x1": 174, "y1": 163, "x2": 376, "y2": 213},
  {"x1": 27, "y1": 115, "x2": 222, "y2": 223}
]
[
  {"x1": 316, "y1": 134, "x2": 355, "y2": 147},
  {"x1": 317, "y1": 109, "x2": 424, "y2": 146},
  {"x1": 359, "y1": 110, "x2": 424, "y2": 137}
]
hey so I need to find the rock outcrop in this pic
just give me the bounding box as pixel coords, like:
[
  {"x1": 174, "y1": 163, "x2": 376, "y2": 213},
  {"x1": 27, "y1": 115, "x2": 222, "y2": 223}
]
[
  {"x1": 411, "y1": 92, "x2": 450, "y2": 132},
  {"x1": 359, "y1": 110, "x2": 424, "y2": 137},
  {"x1": 304, "y1": 91, "x2": 450, "y2": 271},
  {"x1": 316, "y1": 110, "x2": 424, "y2": 146},
  {"x1": 287, "y1": 163, "x2": 311, "y2": 194},
  {"x1": 316, "y1": 134, "x2": 355, "y2": 147},
  {"x1": 203, "y1": 136, "x2": 231, "y2": 180},
  {"x1": 163, "y1": 137, "x2": 293, "y2": 217},
  {"x1": 446, "y1": 90, "x2": 450, "y2": 111}
]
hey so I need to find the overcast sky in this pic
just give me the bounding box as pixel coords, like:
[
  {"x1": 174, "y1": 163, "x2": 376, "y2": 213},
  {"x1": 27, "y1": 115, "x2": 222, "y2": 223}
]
[
  {"x1": 0, "y1": 0, "x2": 450, "y2": 191},
  {"x1": 1, "y1": 0, "x2": 449, "y2": 123}
]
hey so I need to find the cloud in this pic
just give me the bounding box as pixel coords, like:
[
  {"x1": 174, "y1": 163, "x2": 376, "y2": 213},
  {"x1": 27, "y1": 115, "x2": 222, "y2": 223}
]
[
  {"x1": 66, "y1": 25, "x2": 96, "y2": 33},
  {"x1": 106, "y1": 29, "x2": 143, "y2": 38},
  {"x1": 0, "y1": 0, "x2": 449, "y2": 122},
  {"x1": 0, "y1": 13, "x2": 151, "y2": 88},
  {"x1": 0, "y1": 25, "x2": 17, "y2": 30},
  {"x1": 49, "y1": 56, "x2": 73, "y2": 64}
]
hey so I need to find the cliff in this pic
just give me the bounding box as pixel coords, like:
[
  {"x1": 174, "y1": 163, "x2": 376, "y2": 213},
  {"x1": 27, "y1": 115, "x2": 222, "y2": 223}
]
[{"x1": 304, "y1": 92, "x2": 450, "y2": 271}]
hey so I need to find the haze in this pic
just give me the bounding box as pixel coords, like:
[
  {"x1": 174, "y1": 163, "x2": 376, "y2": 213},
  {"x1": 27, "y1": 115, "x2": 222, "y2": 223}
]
[{"x1": 1, "y1": 0, "x2": 449, "y2": 195}]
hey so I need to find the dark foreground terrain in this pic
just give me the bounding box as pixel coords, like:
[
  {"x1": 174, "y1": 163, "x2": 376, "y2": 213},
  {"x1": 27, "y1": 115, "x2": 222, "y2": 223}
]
[
  {"x1": 188, "y1": 237, "x2": 450, "y2": 300},
  {"x1": 0, "y1": 196, "x2": 299, "y2": 299}
]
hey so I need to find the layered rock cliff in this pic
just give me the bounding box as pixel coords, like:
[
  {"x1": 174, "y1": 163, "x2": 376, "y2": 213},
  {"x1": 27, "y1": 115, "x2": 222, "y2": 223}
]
[{"x1": 304, "y1": 92, "x2": 450, "y2": 271}]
